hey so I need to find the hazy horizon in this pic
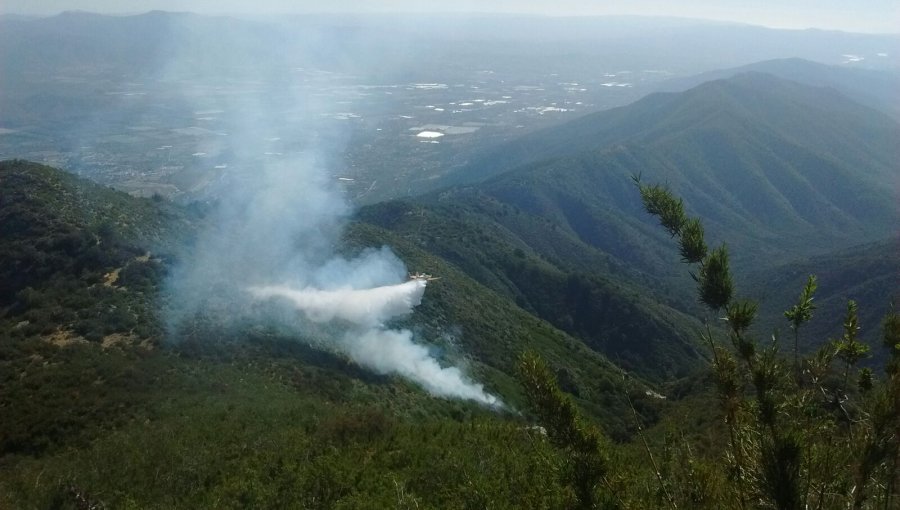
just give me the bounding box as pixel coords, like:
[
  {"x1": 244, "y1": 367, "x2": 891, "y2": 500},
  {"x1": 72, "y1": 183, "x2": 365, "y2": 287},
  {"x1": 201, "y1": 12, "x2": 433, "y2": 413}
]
[{"x1": 2, "y1": 0, "x2": 899, "y2": 34}]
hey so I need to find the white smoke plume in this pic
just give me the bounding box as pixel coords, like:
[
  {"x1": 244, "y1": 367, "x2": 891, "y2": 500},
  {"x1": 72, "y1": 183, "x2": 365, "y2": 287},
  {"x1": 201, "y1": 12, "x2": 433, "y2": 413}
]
[
  {"x1": 164, "y1": 147, "x2": 501, "y2": 405},
  {"x1": 248, "y1": 279, "x2": 500, "y2": 406},
  {"x1": 167, "y1": 152, "x2": 501, "y2": 406},
  {"x1": 156, "y1": 20, "x2": 500, "y2": 405},
  {"x1": 340, "y1": 329, "x2": 499, "y2": 406}
]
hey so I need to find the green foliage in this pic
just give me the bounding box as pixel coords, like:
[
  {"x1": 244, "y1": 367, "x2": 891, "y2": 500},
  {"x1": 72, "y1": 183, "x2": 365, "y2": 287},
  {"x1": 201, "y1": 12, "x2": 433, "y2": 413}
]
[
  {"x1": 884, "y1": 304, "x2": 900, "y2": 375},
  {"x1": 0, "y1": 160, "x2": 648, "y2": 508},
  {"x1": 357, "y1": 196, "x2": 706, "y2": 382},
  {"x1": 633, "y1": 173, "x2": 734, "y2": 312},
  {"x1": 783, "y1": 274, "x2": 818, "y2": 379},
  {"x1": 726, "y1": 299, "x2": 758, "y2": 336},
  {"x1": 835, "y1": 300, "x2": 870, "y2": 371},
  {"x1": 1, "y1": 354, "x2": 573, "y2": 509},
  {"x1": 858, "y1": 367, "x2": 874, "y2": 392},
  {"x1": 0, "y1": 160, "x2": 187, "y2": 347},
  {"x1": 679, "y1": 217, "x2": 708, "y2": 264},
  {"x1": 3, "y1": 151, "x2": 898, "y2": 509},
  {"x1": 633, "y1": 176, "x2": 686, "y2": 238},
  {"x1": 698, "y1": 245, "x2": 734, "y2": 311},
  {"x1": 884, "y1": 305, "x2": 900, "y2": 352},
  {"x1": 750, "y1": 241, "x2": 898, "y2": 360},
  {"x1": 517, "y1": 351, "x2": 614, "y2": 510},
  {"x1": 635, "y1": 177, "x2": 899, "y2": 509},
  {"x1": 518, "y1": 352, "x2": 603, "y2": 455},
  {"x1": 784, "y1": 275, "x2": 818, "y2": 330},
  {"x1": 759, "y1": 431, "x2": 803, "y2": 510},
  {"x1": 346, "y1": 222, "x2": 644, "y2": 436}
]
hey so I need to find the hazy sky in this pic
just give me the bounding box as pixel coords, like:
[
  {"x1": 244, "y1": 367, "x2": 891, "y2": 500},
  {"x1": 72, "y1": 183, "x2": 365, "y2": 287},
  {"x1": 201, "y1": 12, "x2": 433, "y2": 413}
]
[{"x1": 2, "y1": 0, "x2": 898, "y2": 33}]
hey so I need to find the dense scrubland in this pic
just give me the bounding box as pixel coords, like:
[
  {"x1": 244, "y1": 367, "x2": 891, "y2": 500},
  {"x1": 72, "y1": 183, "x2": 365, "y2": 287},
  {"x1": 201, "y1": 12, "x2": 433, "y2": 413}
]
[{"x1": 2, "y1": 155, "x2": 897, "y2": 508}]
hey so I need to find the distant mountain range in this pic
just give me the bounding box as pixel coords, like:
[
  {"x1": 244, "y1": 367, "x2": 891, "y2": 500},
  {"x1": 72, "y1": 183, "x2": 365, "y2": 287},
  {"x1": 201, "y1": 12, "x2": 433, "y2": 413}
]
[
  {"x1": 447, "y1": 72, "x2": 899, "y2": 258},
  {"x1": 657, "y1": 57, "x2": 900, "y2": 119},
  {"x1": 3, "y1": 11, "x2": 898, "y2": 76},
  {"x1": 3, "y1": 12, "x2": 898, "y2": 205},
  {"x1": 364, "y1": 71, "x2": 899, "y2": 373}
]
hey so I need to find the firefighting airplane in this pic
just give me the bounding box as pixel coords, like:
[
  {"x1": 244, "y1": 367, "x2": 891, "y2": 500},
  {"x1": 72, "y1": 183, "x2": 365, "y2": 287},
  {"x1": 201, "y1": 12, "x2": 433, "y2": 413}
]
[{"x1": 409, "y1": 272, "x2": 441, "y2": 282}]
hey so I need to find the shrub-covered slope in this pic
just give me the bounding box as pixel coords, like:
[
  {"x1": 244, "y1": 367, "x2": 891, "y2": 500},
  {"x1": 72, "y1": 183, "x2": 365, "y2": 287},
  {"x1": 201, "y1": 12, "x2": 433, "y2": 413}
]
[
  {"x1": 446, "y1": 73, "x2": 898, "y2": 266},
  {"x1": 2, "y1": 161, "x2": 668, "y2": 509},
  {"x1": 749, "y1": 236, "x2": 900, "y2": 352},
  {"x1": 359, "y1": 73, "x2": 900, "y2": 382}
]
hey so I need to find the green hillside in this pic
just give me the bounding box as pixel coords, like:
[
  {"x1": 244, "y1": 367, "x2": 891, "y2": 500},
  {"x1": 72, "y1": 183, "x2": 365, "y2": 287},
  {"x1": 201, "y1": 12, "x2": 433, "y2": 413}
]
[
  {"x1": 0, "y1": 159, "x2": 191, "y2": 340},
  {"x1": 453, "y1": 72, "x2": 900, "y2": 189},
  {"x1": 657, "y1": 58, "x2": 900, "y2": 119},
  {"x1": 1, "y1": 160, "x2": 674, "y2": 507},
  {"x1": 358, "y1": 193, "x2": 706, "y2": 381},
  {"x1": 356, "y1": 73, "x2": 900, "y2": 383},
  {"x1": 440, "y1": 72, "x2": 899, "y2": 265},
  {"x1": 441, "y1": 75, "x2": 899, "y2": 273},
  {"x1": 748, "y1": 237, "x2": 900, "y2": 353}
]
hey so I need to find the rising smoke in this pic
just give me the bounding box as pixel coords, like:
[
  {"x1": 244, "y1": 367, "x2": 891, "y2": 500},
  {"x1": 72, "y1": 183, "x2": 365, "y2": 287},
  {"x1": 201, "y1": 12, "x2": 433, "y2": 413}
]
[
  {"x1": 248, "y1": 280, "x2": 499, "y2": 405},
  {"x1": 162, "y1": 20, "x2": 499, "y2": 406}
]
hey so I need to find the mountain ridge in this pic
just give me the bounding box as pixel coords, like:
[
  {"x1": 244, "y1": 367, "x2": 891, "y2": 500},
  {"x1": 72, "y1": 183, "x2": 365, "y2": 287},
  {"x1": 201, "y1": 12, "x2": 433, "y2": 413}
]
[
  {"x1": 451, "y1": 71, "x2": 900, "y2": 186},
  {"x1": 656, "y1": 57, "x2": 900, "y2": 118},
  {"x1": 359, "y1": 72, "x2": 899, "y2": 378},
  {"x1": 0, "y1": 159, "x2": 657, "y2": 435}
]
